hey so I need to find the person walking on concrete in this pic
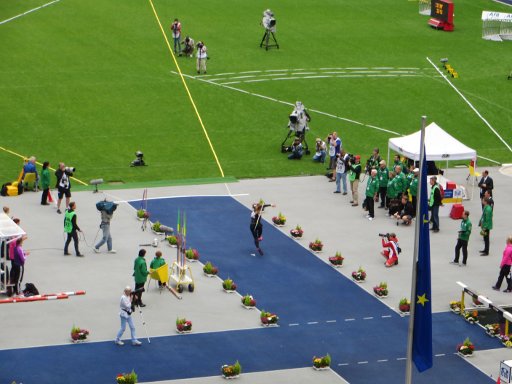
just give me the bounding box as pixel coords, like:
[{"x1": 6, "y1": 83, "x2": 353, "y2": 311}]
[
  {"x1": 364, "y1": 169, "x2": 378, "y2": 221},
  {"x1": 479, "y1": 197, "x2": 493, "y2": 256},
  {"x1": 64, "y1": 202, "x2": 83, "y2": 257},
  {"x1": 451, "y1": 210, "x2": 472, "y2": 266},
  {"x1": 492, "y1": 236, "x2": 512, "y2": 292},
  {"x1": 348, "y1": 155, "x2": 362, "y2": 206},
  {"x1": 115, "y1": 286, "x2": 142, "y2": 346},
  {"x1": 94, "y1": 204, "x2": 116, "y2": 254},
  {"x1": 40, "y1": 161, "x2": 51, "y2": 205}
]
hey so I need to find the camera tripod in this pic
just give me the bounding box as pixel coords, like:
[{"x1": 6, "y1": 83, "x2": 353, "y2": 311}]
[
  {"x1": 280, "y1": 130, "x2": 310, "y2": 155},
  {"x1": 260, "y1": 28, "x2": 279, "y2": 50}
]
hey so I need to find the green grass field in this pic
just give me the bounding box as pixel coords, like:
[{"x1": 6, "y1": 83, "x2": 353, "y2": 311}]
[{"x1": 1, "y1": 0, "x2": 511, "y2": 186}]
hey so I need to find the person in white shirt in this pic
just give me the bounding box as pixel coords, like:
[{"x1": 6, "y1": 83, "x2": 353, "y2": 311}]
[
  {"x1": 196, "y1": 41, "x2": 208, "y2": 74},
  {"x1": 115, "y1": 287, "x2": 142, "y2": 346}
]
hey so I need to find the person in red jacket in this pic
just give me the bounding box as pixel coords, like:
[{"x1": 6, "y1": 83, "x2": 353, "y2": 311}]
[
  {"x1": 492, "y1": 236, "x2": 512, "y2": 292},
  {"x1": 380, "y1": 233, "x2": 400, "y2": 267}
]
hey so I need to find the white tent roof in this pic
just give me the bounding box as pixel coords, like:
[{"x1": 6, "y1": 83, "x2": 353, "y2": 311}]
[
  {"x1": 388, "y1": 122, "x2": 476, "y2": 161},
  {"x1": 0, "y1": 212, "x2": 25, "y2": 240}
]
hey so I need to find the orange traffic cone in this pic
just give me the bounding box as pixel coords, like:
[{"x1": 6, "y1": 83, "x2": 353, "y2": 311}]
[{"x1": 48, "y1": 190, "x2": 53, "y2": 203}]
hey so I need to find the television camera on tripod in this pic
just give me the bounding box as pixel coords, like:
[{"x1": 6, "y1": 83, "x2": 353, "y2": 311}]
[
  {"x1": 281, "y1": 101, "x2": 311, "y2": 155},
  {"x1": 260, "y1": 9, "x2": 279, "y2": 50}
]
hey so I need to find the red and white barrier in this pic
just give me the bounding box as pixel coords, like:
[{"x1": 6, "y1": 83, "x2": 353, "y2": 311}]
[{"x1": 0, "y1": 290, "x2": 86, "y2": 304}]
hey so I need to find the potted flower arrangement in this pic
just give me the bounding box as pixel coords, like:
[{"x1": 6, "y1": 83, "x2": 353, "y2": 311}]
[
  {"x1": 70, "y1": 325, "x2": 89, "y2": 343},
  {"x1": 260, "y1": 310, "x2": 279, "y2": 326},
  {"x1": 312, "y1": 353, "x2": 331, "y2": 370},
  {"x1": 501, "y1": 335, "x2": 512, "y2": 348},
  {"x1": 449, "y1": 300, "x2": 461, "y2": 314},
  {"x1": 457, "y1": 337, "x2": 475, "y2": 357},
  {"x1": 398, "y1": 298, "x2": 411, "y2": 314},
  {"x1": 484, "y1": 323, "x2": 500, "y2": 337},
  {"x1": 222, "y1": 278, "x2": 237, "y2": 293},
  {"x1": 203, "y1": 261, "x2": 218, "y2": 276},
  {"x1": 463, "y1": 310, "x2": 479, "y2": 324},
  {"x1": 351, "y1": 267, "x2": 366, "y2": 283},
  {"x1": 328, "y1": 252, "x2": 344, "y2": 267},
  {"x1": 309, "y1": 239, "x2": 324, "y2": 252},
  {"x1": 185, "y1": 248, "x2": 199, "y2": 262},
  {"x1": 373, "y1": 282, "x2": 388, "y2": 298},
  {"x1": 241, "y1": 294, "x2": 256, "y2": 309},
  {"x1": 136, "y1": 209, "x2": 148, "y2": 221},
  {"x1": 166, "y1": 235, "x2": 178, "y2": 247},
  {"x1": 151, "y1": 221, "x2": 165, "y2": 235},
  {"x1": 116, "y1": 370, "x2": 137, "y2": 384},
  {"x1": 176, "y1": 317, "x2": 192, "y2": 333},
  {"x1": 272, "y1": 212, "x2": 286, "y2": 226},
  {"x1": 290, "y1": 225, "x2": 304, "y2": 239},
  {"x1": 221, "y1": 360, "x2": 241, "y2": 379}
]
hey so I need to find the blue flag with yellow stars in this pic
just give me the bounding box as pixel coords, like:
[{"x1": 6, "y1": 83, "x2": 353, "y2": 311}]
[{"x1": 412, "y1": 150, "x2": 433, "y2": 372}]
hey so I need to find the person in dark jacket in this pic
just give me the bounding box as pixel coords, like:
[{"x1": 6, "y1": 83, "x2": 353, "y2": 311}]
[
  {"x1": 64, "y1": 202, "x2": 82, "y2": 257},
  {"x1": 394, "y1": 195, "x2": 414, "y2": 226},
  {"x1": 429, "y1": 176, "x2": 442, "y2": 233}
]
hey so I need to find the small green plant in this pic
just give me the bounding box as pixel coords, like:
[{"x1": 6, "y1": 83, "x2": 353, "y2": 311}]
[
  {"x1": 176, "y1": 317, "x2": 192, "y2": 332},
  {"x1": 222, "y1": 278, "x2": 237, "y2": 291},
  {"x1": 185, "y1": 248, "x2": 199, "y2": 260},
  {"x1": 221, "y1": 360, "x2": 242, "y2": 377},
  {"x1": 137, "y1": 209, "x2": 148, "y2": 219},
  {"x1": 152, "y1": 221, "x2": 162, "y2": 232},
  {"x1": 313, "y1": 353, "x2": 331, "y2": 368},
  {"x1": 166, "y1": 235, "x2": 178, "y2": 245},
  {"x1": 203, "y1": 261, "x2": 218, "y2": 275},
  {"x1": 241, "y1": 294, "x2": 256, "y2": 307},
  {"x1": 116, "y1": 370, "x2": 137, "y2": 384},
  {"x1": 399, "y1": 298, "x2": 411, "y2": 312}
]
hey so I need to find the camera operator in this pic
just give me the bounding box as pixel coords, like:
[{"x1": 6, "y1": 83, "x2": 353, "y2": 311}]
[
  {"x1": 196, "y1": 41, "x2": 208, "y2": 74},
  {"x1": 312, "y1": 138, "x2": 326, "y2": 163},
  {"x1": 287, "y1": 137, "x2": 303, "y2": 160},
  {"x1": 114, "y1": 286, "x2": 142, "y2": 346},
  {"x1": 327, "y1": 132, "x2": 341, "y2": 181},
  {"x1": 365, "y1": 148, "x2": 381, "y2": 175},
  {"x1": 334, "y1": 150, "x2": 349, "y2": 195},
  {"x1": 348, "y1": 154, "x2": 361, "y2": 206},
  {"x1": 380, "y1": 233, "x2": 400, "y2": 267},
  {"x1": 133, "y1": 249, "x2": 149, "y2": 307},
  {"x1": 170, "y1": 18, "x2": 181, "y2": 54},
  {"x1": 55, "y1": 162, "x2": 74, "y2": 214},
  {"x1": 180, "y1": 36, "x2": 195, "y2": 57},
  {"x1": 94, "y1": 200, "x2": 117, "y2": 254}
]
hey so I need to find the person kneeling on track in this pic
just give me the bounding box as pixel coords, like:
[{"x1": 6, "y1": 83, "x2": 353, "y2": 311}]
[{"x1": 380, "y1": 232, "x2": 400, "y2": 267}]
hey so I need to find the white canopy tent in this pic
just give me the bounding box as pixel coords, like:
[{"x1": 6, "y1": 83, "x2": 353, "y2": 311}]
[
  {"x1": 0, "y1": 212, "x2": 26, "y2": 293},
  {"x1": 387, "y1": 122, "x2": 477, "y2": 164}
]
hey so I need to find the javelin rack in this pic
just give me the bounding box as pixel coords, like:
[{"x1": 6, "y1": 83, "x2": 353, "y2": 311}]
[{"x1": 168, "y1": 210, "x2": 195, "y2": 294}]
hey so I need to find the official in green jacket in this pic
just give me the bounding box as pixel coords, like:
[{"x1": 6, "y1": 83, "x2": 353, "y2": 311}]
[
  {"x1": 479, "y1": 198, "x2": 493, "y2": 256},
  {"x1": 364, "y1": 169, "x2": 379, "y2": 220},
  {"x1": 377, "y1": 160, "x2": 389, "y2": 208},
  {"x1": 133, "y1": 249, "x2": 149, "y2": 306},
  {"x1": 40, "y1": 161, "x2": 51, "y2": 206},
  {"x1": 452, "y1": 211, "x2": 472, "y2": 266}
]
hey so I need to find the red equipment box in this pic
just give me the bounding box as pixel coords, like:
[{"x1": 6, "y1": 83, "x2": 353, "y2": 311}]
[
  {"x1": 446, "y1": 181, "x2": 457, "y2": 190},
  {"x1": 450, "y1": 204, "x2": 464, "y2": 220}
]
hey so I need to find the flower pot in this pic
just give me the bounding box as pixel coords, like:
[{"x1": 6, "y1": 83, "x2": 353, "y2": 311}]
[
  {"x1": 457, "y1": 351, "x2": 473, "y2": 358},
  {"x1": 291, "y1": 235, "x2": 302, "y2": 240},
  {"x1": 273, "y1": 223, "x2": 285, "y2": 227},
  {"x1": 186, "y1": 258, "x2": 197, "y2": 263},
  {"x1": 223, "y1": 288, "x2": 236, "y2": 293},
  {"x1": 167, "y1": 243, "x2": 177, "y2": 248},
  {"x1": 152, "y1": 229, "x2": 165, "y2": 236},
  {"x1": 137, "y1": 217, "x2": 146, "y2": 221},
  {"x1": 449, "y1": 307, "x2": 461, "y2": 314},
  {"x1": 176, "y1": 329, "x2": 192, "y2": 334},
  {"x1": 204, "y1": 272, "x2": 217, "y2": 277},
  {"x1": 375, "y1": 293, "x2": 388, "y2": 298},
  {"x1": 399, "y1": 305, "x2": 410, "y2": 314},
  {"x1": 222, "y1": 374, "x2": 240, "y2": 379},
  {"x1": 312, "y1": 366, "x2": 330, "y2": 371},
  {"x1": 352, "y1": 277, "x2": 365, "y2": 283},
  {"x1": 242, "y1": 304, "x2": 255, "y2": 310}
]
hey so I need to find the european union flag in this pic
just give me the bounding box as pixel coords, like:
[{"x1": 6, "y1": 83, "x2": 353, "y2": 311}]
[{"x1": 412, "y1": 150, "x2": 433, "y2": 372}]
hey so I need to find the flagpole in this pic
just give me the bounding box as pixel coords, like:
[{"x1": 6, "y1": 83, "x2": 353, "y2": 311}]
[{"x1": 405, "y1": 116, "x2": 427, "y2": 383}]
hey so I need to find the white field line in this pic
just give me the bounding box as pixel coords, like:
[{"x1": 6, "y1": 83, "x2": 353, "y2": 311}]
[
  {"x1": 0, "y1": 0, "x2": 61, "y2": 26},
  {"x1": 426, "y1": 56, "x2": 512, "y2": 153},
  {"x1": 172, "y1": 71, "x2": 402, "y2": 136}
]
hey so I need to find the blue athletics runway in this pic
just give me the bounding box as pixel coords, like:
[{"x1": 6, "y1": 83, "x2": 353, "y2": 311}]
[{"x1": 0, "y1": 196, "x2": 499, "y2": 383}]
